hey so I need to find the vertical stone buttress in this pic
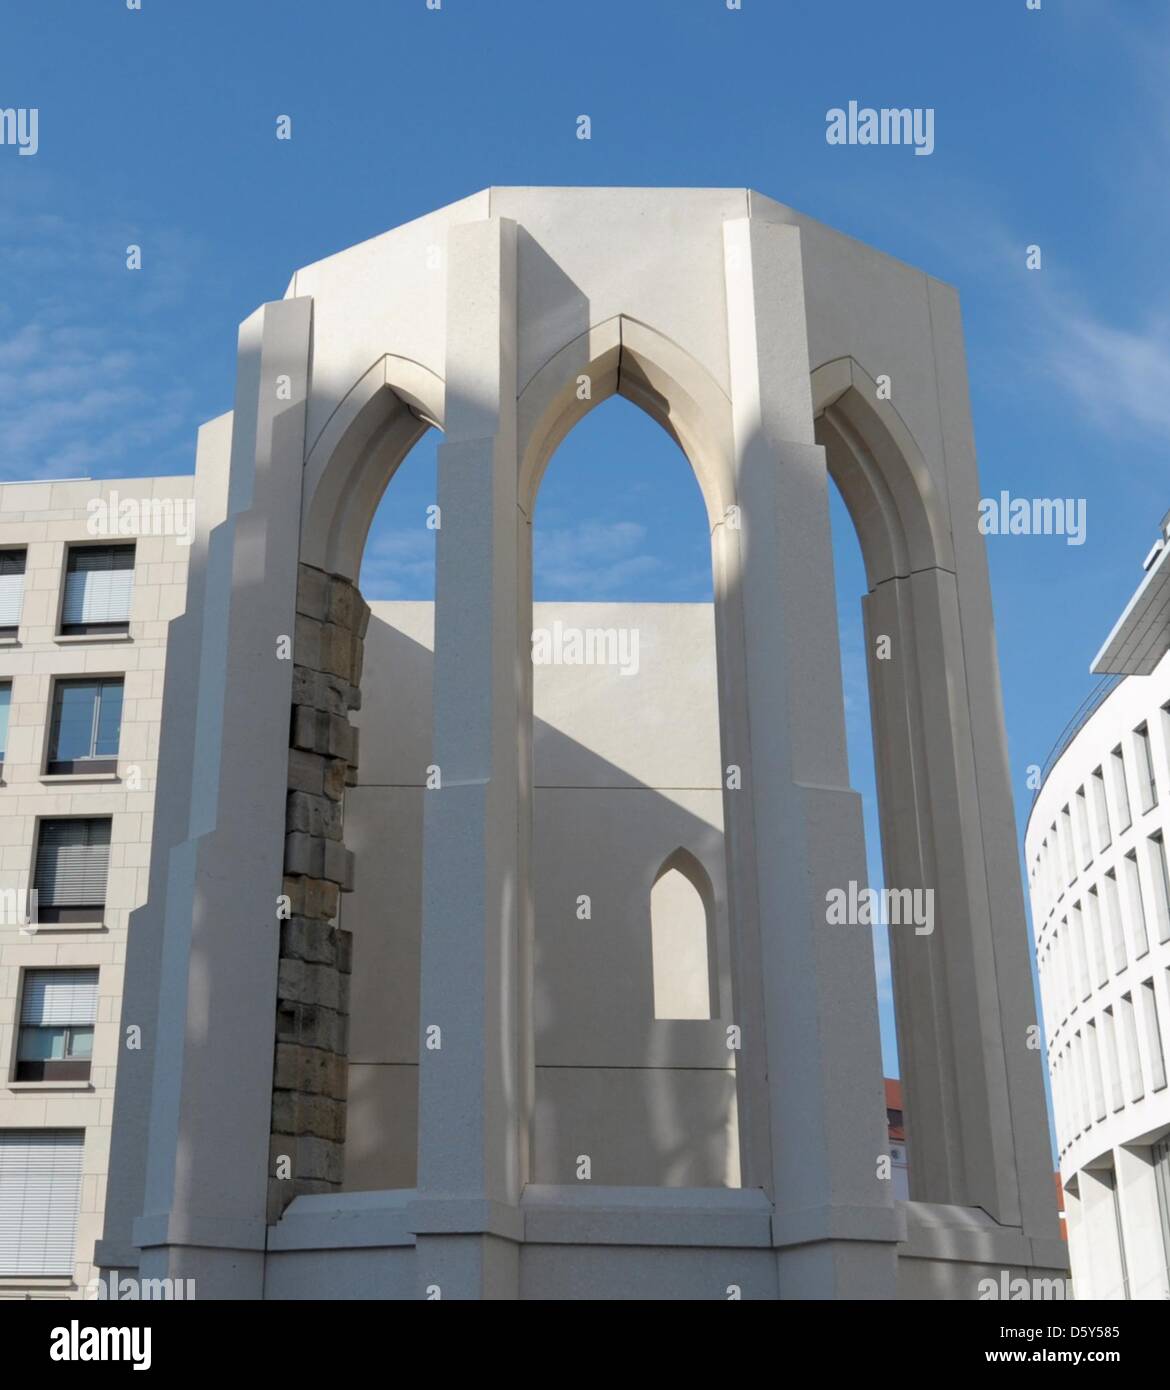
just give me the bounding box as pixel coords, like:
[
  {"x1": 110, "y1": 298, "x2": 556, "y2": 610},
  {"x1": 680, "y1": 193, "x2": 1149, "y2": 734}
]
[{"x1": 267, "y1": 563, "x2": 369, "y2": 1221}]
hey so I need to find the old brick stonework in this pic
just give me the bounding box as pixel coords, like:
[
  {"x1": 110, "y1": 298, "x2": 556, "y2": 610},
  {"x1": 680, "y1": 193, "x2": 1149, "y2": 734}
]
[{"x1": 267, "y1": 562, "x2": 369, "y2": 1221}]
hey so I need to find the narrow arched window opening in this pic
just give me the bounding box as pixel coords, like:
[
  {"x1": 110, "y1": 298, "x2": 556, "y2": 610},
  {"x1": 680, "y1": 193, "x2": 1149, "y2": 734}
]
[{"x1": 651, "y1": 850, "x2": 716, "y2": 1020}]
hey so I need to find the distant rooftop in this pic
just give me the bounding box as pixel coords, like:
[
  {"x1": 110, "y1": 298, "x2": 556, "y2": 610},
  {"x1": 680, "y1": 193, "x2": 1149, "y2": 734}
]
[{"x1": 1092, "y1": 508, "x2": 1170, "y2": 675}]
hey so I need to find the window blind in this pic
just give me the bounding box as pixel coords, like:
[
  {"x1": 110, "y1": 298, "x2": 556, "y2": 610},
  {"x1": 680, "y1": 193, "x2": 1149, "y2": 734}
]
[
  {"x1": 61, "y1": 546, "x2": 134, "y2": 626},
  {"x1": 0, "y1": 550, "x2": 26, "y2": 627},
  {"x1": 20, "y1": 970, "x2": 99, "y2": 1027},
  {"x1": 0, "y1": 1130, "x2": 84, "y2": 1277},
  {"x1": 34, "y1": 819, "x2": 111, "y2": 906}
]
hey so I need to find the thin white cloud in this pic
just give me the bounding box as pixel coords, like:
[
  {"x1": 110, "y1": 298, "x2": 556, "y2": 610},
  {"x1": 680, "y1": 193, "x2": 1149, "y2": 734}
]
[
  {"x1": 535, "y1": 518, "x2": 708, "y2": 599},
  {"x1": 359, "y1": 527, "x2": 435, "y2": 600},
  {"x1": 0, "y1": 179, "x2": 201, "y2": 481},
  {"x1": 1038, "y1": 300, "x2": 1170, "y2": 438}
]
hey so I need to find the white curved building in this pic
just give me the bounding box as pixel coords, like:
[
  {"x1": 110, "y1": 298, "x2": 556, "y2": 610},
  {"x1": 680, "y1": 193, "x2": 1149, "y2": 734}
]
[{"x1": 1026, "y1": 517, "x2": 1170, "y2": 1300}]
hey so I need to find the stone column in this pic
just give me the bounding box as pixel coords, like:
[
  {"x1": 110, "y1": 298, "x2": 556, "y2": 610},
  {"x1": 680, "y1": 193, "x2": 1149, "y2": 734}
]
[
  {"x1": 931, "y1": 278, "x2": 1065, "y2": 1251},
  {"x1": 130, "y1": 298, "x2": 312, "y2": 1297},
  {"x1": 410, "y1": 216, "x2": 528, "y2": 1299},
  {"x1": 96, "y1": 412, "x2": 234, "y2": 1278},
  {"x1": 721, "y1": 217, "x2": 900, "y2": 1298},
  {"x1": 863, "y1": 569, "x2": 1023, "y2": 1216},
  {"x1": 267, "y1": 562, "x2": 368, "y2": 1221}
]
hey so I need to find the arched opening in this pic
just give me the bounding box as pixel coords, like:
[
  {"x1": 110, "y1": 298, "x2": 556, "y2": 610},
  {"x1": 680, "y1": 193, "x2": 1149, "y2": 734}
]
[
  {"x1": 288, "y1": 369, "x2": 443, "y2": 1201},
  {"x1": 814, "y1": 357, "x2": 971, "y2": 1209},
  {"x1": 339, "y1": 428, "x2": 438, "y2": 1193},
  {"x1": 827, "y1": 478, "x2": 900, "y2": 1070},
  {"x1": 527, "y1": 390, "x2": 738, "y2": 1189},
  {"x1": 651, "y1": 850, "x2": 717, "y2": 1021}
]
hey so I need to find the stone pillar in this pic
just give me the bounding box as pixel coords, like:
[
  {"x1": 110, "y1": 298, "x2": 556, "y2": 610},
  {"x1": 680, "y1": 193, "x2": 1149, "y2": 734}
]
[
  {"x1": 721, "y1": 218, "x2": 900, "y2": 1298},
  {"x1": 130, "y1": 298, "x2": 312, "y2": 1298},
  {"x1": 410, "y1": 216, "x2": 528, "y2": 1299},
  {"x1": 96, "y1": 412, "x2": 234, "y2": 1278},
  {"x1": 267, "y1": 562, "x2": 368, "y2": 1221},
  {"x1": 927, "y1": 277, "x2": 1065, "y2": 1250},
  {"x1": 863, "y1": 569, "x2": 1023, "y2": 1216}
]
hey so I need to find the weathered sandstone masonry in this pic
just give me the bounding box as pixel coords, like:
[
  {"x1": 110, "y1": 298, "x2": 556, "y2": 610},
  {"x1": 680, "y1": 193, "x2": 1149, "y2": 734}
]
[{"x1": 268, "y1": 562, "x2": 368, "y2": 1219}]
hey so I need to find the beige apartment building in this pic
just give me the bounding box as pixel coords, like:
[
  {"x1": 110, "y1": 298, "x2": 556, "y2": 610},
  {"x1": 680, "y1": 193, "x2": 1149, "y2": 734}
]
[{"x1": 0, "y1": 477, "x2": 192, "y2": 1299}]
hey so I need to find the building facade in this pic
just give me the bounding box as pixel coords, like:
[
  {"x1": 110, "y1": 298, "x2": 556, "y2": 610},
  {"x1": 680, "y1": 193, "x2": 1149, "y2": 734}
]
[
  {"x1": 1026, "y1": 515, "x2": 1170, "y2": 1300},
  {"x1": 0, "y1": 478, "x2": 192, "y2": 1299}
]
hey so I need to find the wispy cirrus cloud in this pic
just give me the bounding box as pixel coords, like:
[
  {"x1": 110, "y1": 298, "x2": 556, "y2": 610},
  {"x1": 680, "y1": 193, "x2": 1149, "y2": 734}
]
[
  {"x1": 0, "y1": 178, "x2": 205, "y2": 481},
  {"x1": 358, "y1": 526, "x2": 436, "y2": 599},
  {"x1": 1036, "y1": 302, "x2": 1170, "y2": 439},
  {"x1": 535, "y1": 518, "x2": 708, "y2": 599}
]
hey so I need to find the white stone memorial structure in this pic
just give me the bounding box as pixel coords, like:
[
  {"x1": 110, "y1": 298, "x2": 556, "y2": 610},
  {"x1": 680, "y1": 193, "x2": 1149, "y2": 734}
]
[{"x1": 96, "y1": 188, "x2": 1066, "y2": 1299}]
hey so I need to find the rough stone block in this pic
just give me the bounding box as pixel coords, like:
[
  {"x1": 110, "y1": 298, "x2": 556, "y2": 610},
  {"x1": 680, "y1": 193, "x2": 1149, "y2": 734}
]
[
  {"x1": 275, "y1": 1000, "x2": 347, "y2": 1054},
  {"x1": 293, "y1": 613, "x2": 322, "y2": 670},
  {"x1": 278, "y1": 958, "x2": 342, "y2": 1012},
  {"x1": 290, "y1": 664, "x2": 318, "y2": 709},
  {"x1": 291, "y1": 705, "x2": 321, "y2": 754},
  {"x1": 323, "y1": 838, "x2": 354, "y2": 892},
  {"x1": 294, "y1": 1136, "x2": 344, "y2": 1185},
  {"x1": 287, "y1": 748, "x2": 325, "y2": 797},
  {"x1": 284, "y1": 831, "x2": 324, "y2": 878},
  {"x1": 280, "y1": 917, "x2": 340, "y2": 967},
  {"x1": 326, "y1": 577, "x2": 359, "y2": 632},
  {"x1": 273, "y1": 1042, "x2": 348, "y2": 1099},
  {"x1": 323, "y1": 758, "x2": 349, "y2": 800},
  {"x1": 286, "y1": 790, "x2": 343, "y2": 840},
  {"x1": 325, "y1": 712, "x2": 355, "y2": 761},
  {"x1": 296, "y1": 565, "x2": 329, "y2": 621}
]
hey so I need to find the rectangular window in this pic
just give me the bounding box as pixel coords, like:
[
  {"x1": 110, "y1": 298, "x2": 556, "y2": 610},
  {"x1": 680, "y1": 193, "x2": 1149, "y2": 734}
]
[
  {"x1": 1112, "y1": 745, "x2": 1132, "y2": 832},
  {"x1": 1035, "y1": 846, "x2": 1045, "y2": 918},
  {"x1": 1060, "y1": 921, "x2": 1078, "y2": 1019},
  {"x1": 0, "y1": 681, "x2": 10, "y2": 763},
  {"x1": 1061, "y1": 806, "x2": 1077, "y2": 884},
  {"x1": 33, "y1": 818, "x2": 112, "y2": 924},
  {"x1": 1121, "y1": 992, "x2": 1144, "y2": 1102},
  {"x1": 1148, "y1": 833, "x2": 1170, "y2": 945},
  {"x1": 1054, "y1": 1056, "x2": 1068, "y2": 1145},
  {"x1": 1123, "y1": 850, "x2": 1150, "y2": 958},
  {"x1": 45, "y1": 679, "x2": 123, "y2": 775},
  {"x1": 1141, "y1": 979, "x2": 1167, "y2": 1092},
  {"x1": 1107, "y1": 1168, "x2": 1132, "y2": 1300},
  {"x1": 1135, "y1": 723, "x2": 1159, "y2": 813},
  {"x1": 1091, "y1": 766, "x2": 1112, "y2": 852},
  {"x1": 1103, "y1": 870, "x2": 1127, "y2": 973},
  {"x1": 1060, "y1": 1047, "x2": 1075, "y2": 1140},
  {"x1": 1163, "y1": 703, "x2": 1170, "y2": 788},
  {"x1": 16, "y1": 969, "x2": 97, "y2": 1082},
  {"x1": 1073, "y1": 1031, "x2": 1091, "y2": 1132},
  {"x1": 0, "y1": 549, "x2": 27, "y2": 637},
  {"x1": 1102, "y1": 1006, "x2": 1125, "y2": 1112},
  {"x1": 1071, "y1": 901, "x2": 1091, "y2": 1002},
  {"x1": 1048, "y1": 826, "x2": 1062, "y2": 903},
  {"x1": 1042, "y1": 837, "x2": 1056, "y2": 911},
  {"x1": 1085, "y1": 887, "x2": 1109, "y2": 988},
  {"x1": 60, "y1": 544, "x2": 134, "y2": 635},
  {"x1": 1086, "y1": 1018, "x2": 1107, "y2": 1121},
  {"x1": 1048, "y1": 930, "x2": 1062, "y2": 1020},
  {"x1": 1154, "y1": 1137, "x2": 1170, "y2": 1286},
  {"x1": 0, "y1": 1130, "x2": 84, "y2": 1276},
  {"x1": 1075, "y1": 787, "x2": 1093, "y2": 868}
]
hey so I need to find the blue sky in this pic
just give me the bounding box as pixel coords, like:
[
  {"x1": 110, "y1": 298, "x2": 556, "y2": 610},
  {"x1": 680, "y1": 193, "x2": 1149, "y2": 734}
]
[{"x1": 3, "y1": 2, "x2": 1167, "y2": 1084}]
